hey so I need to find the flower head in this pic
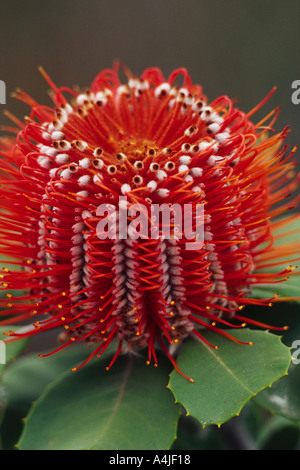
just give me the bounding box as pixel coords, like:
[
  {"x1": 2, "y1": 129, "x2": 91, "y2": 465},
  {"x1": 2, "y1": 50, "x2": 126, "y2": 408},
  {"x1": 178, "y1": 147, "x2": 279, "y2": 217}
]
[{"x1": 0, "y1": 65, "x2": 299, "y2": 380}]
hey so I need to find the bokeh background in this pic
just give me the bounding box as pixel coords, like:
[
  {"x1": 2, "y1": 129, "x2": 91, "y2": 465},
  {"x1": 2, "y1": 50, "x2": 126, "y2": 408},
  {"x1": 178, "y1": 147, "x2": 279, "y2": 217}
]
[
  {"x1": 0, "y1": 0, "x2": 299, "y2": 352},
  {"x1": 0, "y1": 0, "x2": 300, "y2": 144}
]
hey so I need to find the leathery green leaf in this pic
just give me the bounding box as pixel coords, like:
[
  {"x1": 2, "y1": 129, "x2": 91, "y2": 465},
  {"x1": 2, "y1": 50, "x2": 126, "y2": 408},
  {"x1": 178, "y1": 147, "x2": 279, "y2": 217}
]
[
  {"x1": 169, "y1": 329, "x2": 291, "y2": 427},
  {"x1": 18, "y1": 352, "x2": 179, "y2": 450}
]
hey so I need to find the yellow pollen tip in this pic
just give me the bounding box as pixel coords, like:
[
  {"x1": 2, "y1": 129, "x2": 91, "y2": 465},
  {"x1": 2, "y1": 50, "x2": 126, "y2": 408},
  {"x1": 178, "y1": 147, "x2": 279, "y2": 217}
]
[
  {"x1": 105, "y1": 367, "x2": 109, "y2": 371},
  {"x1": 249, "y1": 342, "x2": 254, "y2": 345},
  {"x1": 64, "y1": 325, "x2": 69, "y2": 330},
  {"x1": 2, "y1": 283, "x2": 8, "y2": 288},
  {"x1": 6, "y1": 293, "x2": 12, "y2": 298},
  {"x1": 189, "y1": 378, "x2": 195, "y2": 383},
  {"x1": 283, "y1": 326, "x2": 289, "y2": 330},
  {"x1": 170, "y1": 301, "x2": 175, "y2": 305},
  {"x1": 100, "y1": 295, "x2": 104, "y2": 299},
  {"x1": 154, "y1": 363, "x2": 158, "y2": 368},
  {"x1": 58, "y1": 304, "x2": 63, "y2": 309},
  {"x1": 61, "y1": 317, "x2": 66, "y2": 321},
  {"x1": 174, "y1": 339, "x2": 179, "y2": 343},
  {"x1": 211, "y1": 322, "x2": 216, "y2": 326},
  {"x1": 7, "y1": 303, "x2": 12, "y2": 308},
  {"x1": 62, "y1": 292, "x2": 66, "y2": 296},
  {"x1": 206, "y1": 306, "x2": 210, "y2": 310},
  {"x1": 268, "y1": 303, "x2": 273, "y2": 307},
  {"x1": 71, "y1": 368, "x2": 77, "y2": 372},
  {"x1": 99, "y1": 319, "x2": 104, "y2": 323},
  {"x1": 26, "y1": 260, "x2": 31, "y2": 265},
  {"x1": 241, "y1": 323, "x2": 247, "y2": 327},
  {"x1": 70, "y1": 337, "x2": 76, "y2": 341},
  {"x1": 146, "y1": 361, "x2": 150, "y2": 365}
]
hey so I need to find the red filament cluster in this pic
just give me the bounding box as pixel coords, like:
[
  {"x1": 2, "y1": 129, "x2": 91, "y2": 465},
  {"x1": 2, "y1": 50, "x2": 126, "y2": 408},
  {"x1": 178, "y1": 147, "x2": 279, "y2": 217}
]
[{"x1": 0, "y1": 65, "x2": 299, "y2": 380}]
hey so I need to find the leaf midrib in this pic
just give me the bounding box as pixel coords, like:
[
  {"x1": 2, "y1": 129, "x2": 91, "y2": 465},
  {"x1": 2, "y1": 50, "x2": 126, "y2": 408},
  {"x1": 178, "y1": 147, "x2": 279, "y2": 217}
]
[
  {"x1": 201, "y1": 341, "x2": 255, "y2": 395},
  {"x1": 87, "y1": 355, "x2": 133, "y2": 450}
]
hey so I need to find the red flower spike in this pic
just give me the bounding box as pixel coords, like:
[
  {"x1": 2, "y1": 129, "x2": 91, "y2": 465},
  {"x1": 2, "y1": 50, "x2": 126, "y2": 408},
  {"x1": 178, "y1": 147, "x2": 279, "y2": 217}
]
[{"x1": 0, "y1": 66, "x2": 299, "y2": 381}]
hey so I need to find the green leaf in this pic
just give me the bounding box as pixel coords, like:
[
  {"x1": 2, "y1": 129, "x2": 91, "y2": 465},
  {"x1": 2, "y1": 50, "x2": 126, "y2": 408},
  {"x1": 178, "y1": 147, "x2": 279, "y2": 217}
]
[
  {"x1": 2, "y1": 344, "x2": 96, "y2": 411},
  {"x1": 244, "y1": 217, "x2": 300, "y2": 420},
  {"x1": 252, "y1": 284, "x2": 300, "y2": 302},
  {"x1": 18, "y1": 352, "x2": 179, "y2": 450},
  {"x1": 255, "y1": 415, "x2": 300, "y2": 450},
  {"x1": 168, "y1": 329, "x2": 291, "y2": 427},
  {"x1": 0, "y1": 326, "x2": 29, "y2": 377},
  {"x1": 0, "y1": 385, "x2": 6, "y2": 429},
  {"x1": 253, "y1": 303, "x2": 300, "y2": 420},
  {"x1": 0, "y1": 344, "x2": 97, "y2": 449},
  {"x1": 0, "y1": 326, "x2": 30, "y2": 445},
  {"x1": 253, "y1": 362, "x2": 300, "y2": 421},
  {"x1": 252, "y1": 215, "x2": 300, "y2": 302},
  {"x1": 171, "y1": 412, "x2": 228, "y2": 450}
]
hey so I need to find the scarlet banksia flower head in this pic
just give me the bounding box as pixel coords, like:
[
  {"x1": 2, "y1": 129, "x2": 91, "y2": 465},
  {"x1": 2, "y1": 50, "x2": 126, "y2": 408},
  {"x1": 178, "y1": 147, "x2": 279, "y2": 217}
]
[{"x1": 0, "y1": 64, "x2": 299, "y2": 381}]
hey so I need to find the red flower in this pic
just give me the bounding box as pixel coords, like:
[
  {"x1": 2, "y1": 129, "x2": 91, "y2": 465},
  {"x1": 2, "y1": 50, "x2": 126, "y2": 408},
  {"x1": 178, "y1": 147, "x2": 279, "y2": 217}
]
[{"x1": 0, "y1": 65, "x2": 299, "y2": 381}]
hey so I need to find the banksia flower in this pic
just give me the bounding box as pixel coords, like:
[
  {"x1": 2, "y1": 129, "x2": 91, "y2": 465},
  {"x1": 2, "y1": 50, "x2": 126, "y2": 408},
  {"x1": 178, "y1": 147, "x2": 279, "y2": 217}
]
[{"x1": 0, "y1": 65, "x2": 299, "y2": 381}]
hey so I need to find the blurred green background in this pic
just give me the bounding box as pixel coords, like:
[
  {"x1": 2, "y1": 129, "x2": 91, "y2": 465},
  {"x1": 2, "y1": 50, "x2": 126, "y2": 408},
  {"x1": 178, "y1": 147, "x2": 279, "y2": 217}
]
[{"x1": 0, "y1": 0, "x2": 299, "y2": 352}]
